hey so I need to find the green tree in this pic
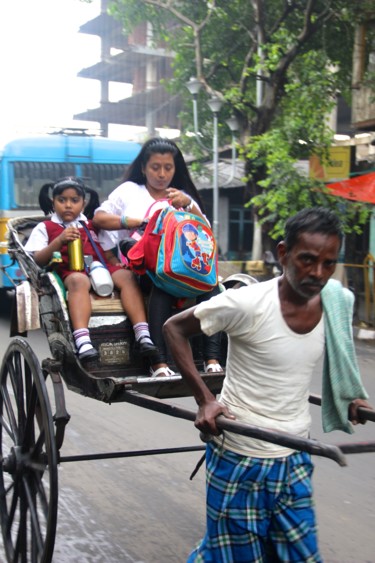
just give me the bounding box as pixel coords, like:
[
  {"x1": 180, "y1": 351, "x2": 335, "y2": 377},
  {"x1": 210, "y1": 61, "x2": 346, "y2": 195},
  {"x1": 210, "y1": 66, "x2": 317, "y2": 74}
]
[{"x1": 107, "y1": 0, "x2": 373, "y2": 242}]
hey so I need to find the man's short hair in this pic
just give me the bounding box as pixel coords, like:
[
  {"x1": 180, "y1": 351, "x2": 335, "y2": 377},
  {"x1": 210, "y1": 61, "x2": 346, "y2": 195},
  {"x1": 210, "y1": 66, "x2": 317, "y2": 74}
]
[{"x1": 284, "y1": 207, "x2": 343, "y2": 251}]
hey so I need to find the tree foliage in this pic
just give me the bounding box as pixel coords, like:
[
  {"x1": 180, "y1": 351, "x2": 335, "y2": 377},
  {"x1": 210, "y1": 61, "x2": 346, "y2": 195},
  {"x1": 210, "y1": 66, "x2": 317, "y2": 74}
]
[{"x1": 107, "y1": 0, "x2": 373, "y2": 238}]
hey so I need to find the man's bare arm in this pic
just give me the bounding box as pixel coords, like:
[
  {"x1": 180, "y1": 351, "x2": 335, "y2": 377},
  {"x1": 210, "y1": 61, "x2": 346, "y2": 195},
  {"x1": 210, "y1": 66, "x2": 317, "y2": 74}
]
[{"x1": 163, "y1": 307, "x2": 234, "y2": 435}]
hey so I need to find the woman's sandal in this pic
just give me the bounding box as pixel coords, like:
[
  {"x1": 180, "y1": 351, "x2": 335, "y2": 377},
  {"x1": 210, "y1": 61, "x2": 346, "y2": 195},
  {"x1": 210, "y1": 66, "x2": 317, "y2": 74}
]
[
  {"x1": 204, "y1": 362, "x2": 224, "y2": 374},
  {"x1": 150, "y1": 366, "x2": 176, "y2": 378}
]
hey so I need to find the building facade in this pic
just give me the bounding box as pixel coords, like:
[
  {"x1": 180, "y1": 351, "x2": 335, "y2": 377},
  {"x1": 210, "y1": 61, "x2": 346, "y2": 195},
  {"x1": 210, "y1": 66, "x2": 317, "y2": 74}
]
[{"x1": 74, "y1": 0, "x2": 181, "y2": 137}]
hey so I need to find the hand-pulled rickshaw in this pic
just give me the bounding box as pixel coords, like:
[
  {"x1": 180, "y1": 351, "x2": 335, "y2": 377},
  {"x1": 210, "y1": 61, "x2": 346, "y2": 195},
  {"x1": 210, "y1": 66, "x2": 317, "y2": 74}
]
[{"x1": 1, "y1": 215, "x2": 374, "y2": 563}]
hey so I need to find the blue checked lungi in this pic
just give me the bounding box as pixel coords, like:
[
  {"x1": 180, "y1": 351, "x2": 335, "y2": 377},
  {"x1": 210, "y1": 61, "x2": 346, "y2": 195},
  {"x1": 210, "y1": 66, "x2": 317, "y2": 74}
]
[{"x1": 188, "y1": 442, "x2": 322, "y2": 563}]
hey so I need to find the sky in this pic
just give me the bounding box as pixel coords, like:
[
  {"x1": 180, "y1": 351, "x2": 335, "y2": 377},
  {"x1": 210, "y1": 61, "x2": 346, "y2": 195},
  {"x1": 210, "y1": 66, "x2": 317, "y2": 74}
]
[{"x1": 0, "y1": 0, "x2": 103, "y2": 146}]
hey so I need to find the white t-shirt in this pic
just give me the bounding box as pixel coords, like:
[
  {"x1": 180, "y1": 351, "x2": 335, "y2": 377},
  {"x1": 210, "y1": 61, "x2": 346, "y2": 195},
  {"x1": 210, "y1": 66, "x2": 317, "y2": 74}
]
[
  {"x1": 95, "y1": 181, "x2": 201, "y2": 250},
  {"x1": 94, "y1": 181, "x2": 156, "y2": 250},
  {"x1": 194, "y1": 277, "x2": 325, "y2": 457}
]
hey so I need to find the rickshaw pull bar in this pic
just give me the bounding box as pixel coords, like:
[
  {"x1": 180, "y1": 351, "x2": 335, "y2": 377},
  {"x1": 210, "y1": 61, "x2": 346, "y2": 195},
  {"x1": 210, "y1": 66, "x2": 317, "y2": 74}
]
[
  {"x1": 124, "y1": 392, "x2": 347, "y2": 466},
  {"x1": 335, "y1": 441, "x2": 375, "y2": 454},
  {"x1": 59, "y1": 445, "x2": 205, "y2": 463},
  {"x1": 309, "y1": 394, "x2": 375, "y2": 422}
]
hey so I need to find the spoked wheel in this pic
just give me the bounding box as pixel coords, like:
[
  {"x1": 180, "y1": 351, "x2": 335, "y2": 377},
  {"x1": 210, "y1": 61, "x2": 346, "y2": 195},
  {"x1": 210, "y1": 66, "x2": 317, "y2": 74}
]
[{"x1": 0, "y1": 337, "x2": 58, "y2": 563}]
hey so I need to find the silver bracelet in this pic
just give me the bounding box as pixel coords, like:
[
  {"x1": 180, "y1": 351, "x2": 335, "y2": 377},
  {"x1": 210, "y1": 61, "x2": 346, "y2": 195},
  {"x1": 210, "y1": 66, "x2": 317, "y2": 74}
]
[{"x1": 183, "y1": 198, "x2": 194, "y2": 212}]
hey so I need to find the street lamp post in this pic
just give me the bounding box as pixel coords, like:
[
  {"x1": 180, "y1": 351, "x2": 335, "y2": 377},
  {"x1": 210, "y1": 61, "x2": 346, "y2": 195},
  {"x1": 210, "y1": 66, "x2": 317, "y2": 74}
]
[
  {"x1": 224, "y1": 115, "x2": 240, "y2": 186},
  {"x1": 186, "y1": 78, "x2": 223, "y2": 241},
  {"x1": 207, "y1": 96, "x2": 223, "y2": 241}
]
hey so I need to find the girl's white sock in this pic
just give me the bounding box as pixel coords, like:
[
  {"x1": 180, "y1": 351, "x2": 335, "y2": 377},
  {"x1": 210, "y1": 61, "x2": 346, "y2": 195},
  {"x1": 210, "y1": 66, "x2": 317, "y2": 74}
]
[
  {"x1": 133, "y1": 322, "x2": 153, "y2": 345},
  {"x1": 73, "y1": 328, "x2": 94, "y2": 353}
]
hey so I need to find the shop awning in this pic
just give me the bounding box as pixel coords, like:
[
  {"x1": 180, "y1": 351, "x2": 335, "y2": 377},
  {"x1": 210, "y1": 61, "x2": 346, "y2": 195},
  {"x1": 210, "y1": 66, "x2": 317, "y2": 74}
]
[{"x1": 327, "y1": 172, "x2": 375, "y2": 204}]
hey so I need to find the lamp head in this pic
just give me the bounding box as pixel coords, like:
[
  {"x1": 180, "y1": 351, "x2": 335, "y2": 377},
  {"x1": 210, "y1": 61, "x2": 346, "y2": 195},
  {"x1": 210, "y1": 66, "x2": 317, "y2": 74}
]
[
  {"x1": 186, "y1": 77, "x2": 202, "y2": 96},
  {"x1": 226, "y1": 115, "x2": 239, "y2": 133},
  {"x1": 207, "y1": 96, "x2": 223, "y2": 114}
]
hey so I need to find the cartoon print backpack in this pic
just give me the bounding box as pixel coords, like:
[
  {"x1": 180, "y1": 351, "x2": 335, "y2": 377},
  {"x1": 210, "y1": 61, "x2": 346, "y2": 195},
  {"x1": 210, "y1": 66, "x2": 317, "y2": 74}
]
[{"x1": 127, "y1": 206, "x2": 218, "y2": 298}]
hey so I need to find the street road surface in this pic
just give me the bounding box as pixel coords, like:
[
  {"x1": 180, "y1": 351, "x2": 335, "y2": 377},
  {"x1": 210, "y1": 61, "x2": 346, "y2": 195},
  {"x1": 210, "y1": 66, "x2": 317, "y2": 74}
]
[{"x1": 0, "y1": 309, "x2": 374, "y2": 562}]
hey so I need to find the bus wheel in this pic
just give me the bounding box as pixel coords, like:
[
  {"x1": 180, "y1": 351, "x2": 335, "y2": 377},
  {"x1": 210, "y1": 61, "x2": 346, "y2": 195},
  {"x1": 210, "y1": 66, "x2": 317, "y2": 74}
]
[{"x1": 0, "y1": 337, "x2": 58, "y2": 563}]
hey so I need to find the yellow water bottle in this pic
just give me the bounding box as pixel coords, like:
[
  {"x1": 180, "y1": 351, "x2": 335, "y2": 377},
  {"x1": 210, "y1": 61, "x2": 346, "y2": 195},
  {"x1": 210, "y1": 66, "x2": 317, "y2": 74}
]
[{"x1": 68, "y1": 238, "x2": 84, "y2": 271}]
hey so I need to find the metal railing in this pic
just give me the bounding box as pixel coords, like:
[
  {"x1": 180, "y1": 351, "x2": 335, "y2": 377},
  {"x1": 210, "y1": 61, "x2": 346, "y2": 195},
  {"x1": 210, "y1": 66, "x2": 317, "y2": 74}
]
[{"x1": 344, "y1": 253, "x2": 375, "y2": 326}]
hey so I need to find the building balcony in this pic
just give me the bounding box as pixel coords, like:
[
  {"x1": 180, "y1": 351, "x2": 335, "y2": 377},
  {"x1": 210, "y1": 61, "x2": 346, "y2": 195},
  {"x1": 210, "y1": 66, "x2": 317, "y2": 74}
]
[{"x1": 74, "y1": 85, "x2": 181, "y2": 129}]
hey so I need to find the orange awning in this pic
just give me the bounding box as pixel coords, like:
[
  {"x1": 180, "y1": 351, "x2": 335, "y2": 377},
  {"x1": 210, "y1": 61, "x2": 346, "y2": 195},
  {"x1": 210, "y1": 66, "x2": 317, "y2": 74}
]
[{"x1": 327, "y1": 172, "x2": 375, "y2": 204}]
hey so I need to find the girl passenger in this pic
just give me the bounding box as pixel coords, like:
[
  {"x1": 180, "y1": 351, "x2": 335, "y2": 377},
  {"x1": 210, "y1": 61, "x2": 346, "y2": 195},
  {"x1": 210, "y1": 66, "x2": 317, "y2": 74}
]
[{"x1": 24, "y1": 177, "x2": 158, "y2": 362}]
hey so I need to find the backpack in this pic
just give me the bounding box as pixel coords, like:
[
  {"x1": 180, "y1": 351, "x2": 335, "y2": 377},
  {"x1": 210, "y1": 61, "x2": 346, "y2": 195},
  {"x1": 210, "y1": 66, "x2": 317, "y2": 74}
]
[{"x1": 127, "y1": 206, "x2": 218, "y2": 298}]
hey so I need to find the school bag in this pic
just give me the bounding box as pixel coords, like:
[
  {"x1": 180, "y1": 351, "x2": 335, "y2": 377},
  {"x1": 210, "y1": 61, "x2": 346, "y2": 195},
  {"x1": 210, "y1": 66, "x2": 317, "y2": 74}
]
[{"x1": 127, "y1": 206, "x2": 218, "y2": 298}]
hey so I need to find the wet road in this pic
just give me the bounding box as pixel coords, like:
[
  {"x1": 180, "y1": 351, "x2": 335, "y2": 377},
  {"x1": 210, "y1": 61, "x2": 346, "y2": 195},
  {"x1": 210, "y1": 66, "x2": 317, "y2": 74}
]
[{"x1": 0, "y1": 309, "x2": 374, "y2": 562}]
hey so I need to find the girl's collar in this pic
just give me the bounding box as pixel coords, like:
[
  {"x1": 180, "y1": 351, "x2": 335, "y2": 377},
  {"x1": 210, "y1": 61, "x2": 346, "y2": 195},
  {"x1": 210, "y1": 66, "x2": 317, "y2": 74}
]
[{"x1": 51, "y1": 211, "x2": 87, "y2": 227}]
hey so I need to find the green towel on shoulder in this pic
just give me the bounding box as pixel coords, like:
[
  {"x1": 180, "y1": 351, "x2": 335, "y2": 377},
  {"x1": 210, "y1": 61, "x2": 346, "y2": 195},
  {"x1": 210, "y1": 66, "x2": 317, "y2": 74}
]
[{"x1": 321, "y1": 279, "x2": 368, "y2": 434}]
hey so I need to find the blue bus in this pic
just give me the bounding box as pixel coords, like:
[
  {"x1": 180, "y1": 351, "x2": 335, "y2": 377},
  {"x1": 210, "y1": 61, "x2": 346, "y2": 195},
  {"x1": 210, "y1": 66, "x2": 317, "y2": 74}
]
[{"x1": 0, "y1": 130, "x2": 141, "y2": 290}]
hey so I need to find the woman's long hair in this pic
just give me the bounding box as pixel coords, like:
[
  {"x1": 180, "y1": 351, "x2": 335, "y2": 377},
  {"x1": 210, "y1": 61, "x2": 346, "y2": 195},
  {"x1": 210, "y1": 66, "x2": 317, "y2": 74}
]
[
  {"x1": 124, "y1": 137, "x2": 206, "y2": 213},
  {"x1": 38, "y1": 176, "x2": 100, "y2": 219}
]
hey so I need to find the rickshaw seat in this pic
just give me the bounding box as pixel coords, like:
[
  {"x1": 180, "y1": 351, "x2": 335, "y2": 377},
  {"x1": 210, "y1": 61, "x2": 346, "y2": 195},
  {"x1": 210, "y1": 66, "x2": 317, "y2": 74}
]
[{"x1": 89, "y1": 290, "x2": 125, "y2": 313}]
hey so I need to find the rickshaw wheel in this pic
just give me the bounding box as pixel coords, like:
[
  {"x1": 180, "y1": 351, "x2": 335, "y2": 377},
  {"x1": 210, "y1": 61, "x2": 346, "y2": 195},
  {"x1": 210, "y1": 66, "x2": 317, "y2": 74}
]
[{"x1": 0, "y1": 337, "x2": 58, "y2": 563}]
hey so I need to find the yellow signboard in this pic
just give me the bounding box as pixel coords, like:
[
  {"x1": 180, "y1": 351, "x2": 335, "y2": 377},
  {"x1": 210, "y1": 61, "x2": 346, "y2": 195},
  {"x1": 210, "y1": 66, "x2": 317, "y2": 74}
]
[{"x1": 309, "y1": 146, "x2": 351, "y2": 181}]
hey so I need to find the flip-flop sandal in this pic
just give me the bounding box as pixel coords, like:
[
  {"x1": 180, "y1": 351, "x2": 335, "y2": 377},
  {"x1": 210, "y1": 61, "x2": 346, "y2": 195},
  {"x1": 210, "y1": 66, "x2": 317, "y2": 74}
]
[
  {"x1": 204, "y1": 362, "x2": 224, "y2": 374},
  {"x1": 149, "y1": 366, "x2": 176, "y2": 378}
]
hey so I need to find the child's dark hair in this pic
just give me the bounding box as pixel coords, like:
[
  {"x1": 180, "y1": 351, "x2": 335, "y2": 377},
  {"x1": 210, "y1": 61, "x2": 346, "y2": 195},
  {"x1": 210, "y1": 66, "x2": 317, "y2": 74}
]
[
  {"x1": 124, "y1": 137, "x2": 205, "y2": 213},
  {"x1": 38, "y1": 177, "x2": 100, "y2": 219},
  {"x1": 284, "y1": 207, "x2": 344, "y2": 251}
]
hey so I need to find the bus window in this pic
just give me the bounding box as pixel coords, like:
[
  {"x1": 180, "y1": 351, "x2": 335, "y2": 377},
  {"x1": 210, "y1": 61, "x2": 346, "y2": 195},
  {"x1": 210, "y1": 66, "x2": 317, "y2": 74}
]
[
  {"x1": 81, "y1": 163, "x2": 128, "y2": 201},
  {"x1": 14, "y1": 162, "x2": 75, "y2": 209},
  {"x1": 13, "y1": 162, "x2": 128, "y2": 207}
]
